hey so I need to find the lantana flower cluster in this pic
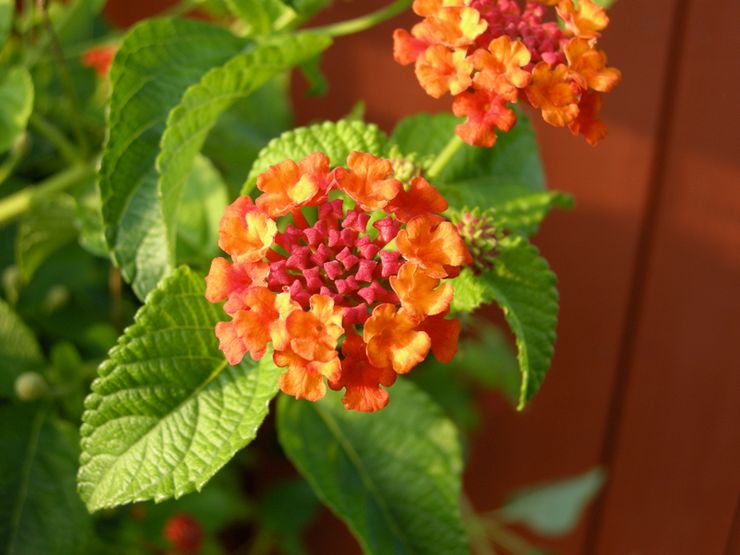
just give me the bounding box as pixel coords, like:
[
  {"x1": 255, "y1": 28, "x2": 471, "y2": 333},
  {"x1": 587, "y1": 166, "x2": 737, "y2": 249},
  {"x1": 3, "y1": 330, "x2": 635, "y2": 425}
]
[
  {"x1": 393, "y1": 0, "x2": 621, "y2": 147},
  {"x1": 205, "y1": 151, "x2": 471, "y2": 412}
]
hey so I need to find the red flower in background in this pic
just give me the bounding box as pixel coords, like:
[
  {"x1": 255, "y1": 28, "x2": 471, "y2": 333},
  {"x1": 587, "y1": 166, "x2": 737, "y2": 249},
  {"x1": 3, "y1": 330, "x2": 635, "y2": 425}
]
[
  {"x1": 164, "y1": 513, "x2": 203, "y2": 555},
  {"x1": 206, "y1": 152, "x2": 470, "y2": 412},
  {"x1": 81, "y1": 44, "x2": 116, "y2": 77},
  {"x1": 393, "y1": 0, "x2": 621, "y2": 146}
]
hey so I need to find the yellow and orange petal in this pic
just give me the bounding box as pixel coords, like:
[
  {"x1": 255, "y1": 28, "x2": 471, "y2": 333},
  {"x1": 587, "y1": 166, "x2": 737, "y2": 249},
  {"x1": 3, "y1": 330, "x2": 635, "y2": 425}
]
[
  {"x1": 205, "y1": 258, "x2": 269, "y2": 303},
  {"x1": 218, "y1": 197, "x2": 277, "y2": 263},
  {"x1": 412, "y1": 0, "x2": 467, "y2": 17},
  {"x1": 329, "y1": 331, "x2": 397, "y2": 412},
  {"x1": 564, "y1": 38, "x2": 621, "y2": 93},
  {"x1": 452, "y1": 89, "x2": 517, "y2": 147},
  {"x1": 424, "y1": 6, "x2": 488, "y2": 49},
  {"x1": 397, "y1": 214, "x2": 471, "y2": 278},
  {"x1": 419, "y1": 313, "x2": 461, "y2": 363},
  {"x1": 415, "y1": 45, "x2": 473, "y2": 98},
  {"x1": 525, "y1": 62, "x2": 579, "y2": 127},
  {"x1": 390, "y1": 263, "x2": 453, "y2": 318},
  {"x1": 557, "y1": 0, "x2": 609, "y2": 40},
  {"x1": 275, "y1": 351, "x2": 340, "y2": 401},
  {"x1": 473, "y1": 36, "x2": 532, "y2": 99},
  {"x1": 364, "y1": 304, "x2": 431, "y2": 374},
  {"x1": 568, "y1": 90, "x2": 608, "y2": 146},
  {"x1": 256, "y1": 153, "x2": 330, "y2": 217},
  {"x1": 388, "y1": 176, "x2": 448, "y2": 223},
  {"x1": 393, "y1": 28, "x2": 429, "y2": 65},
  {"x1": 333, "y1": 151, "x2": 402, "y2": 211},
  {"x1": 285, "y1": 294, "x2": 344, "y2": 363}
]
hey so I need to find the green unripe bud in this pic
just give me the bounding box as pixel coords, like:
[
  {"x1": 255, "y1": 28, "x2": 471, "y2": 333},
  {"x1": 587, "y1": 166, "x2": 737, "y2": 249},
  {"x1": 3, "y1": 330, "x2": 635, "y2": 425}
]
[{"x1": 14, "y1": 372, "x2": 49, "y2": 401}]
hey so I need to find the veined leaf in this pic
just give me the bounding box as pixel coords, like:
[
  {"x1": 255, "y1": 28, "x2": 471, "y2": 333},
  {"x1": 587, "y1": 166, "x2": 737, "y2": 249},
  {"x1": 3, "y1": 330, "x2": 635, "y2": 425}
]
[
  {"x1": 157, "y1": 32, "x2": 331, "y2": 268},
  {"x1": 99, "y1": 18, "x2": 245, "y2": 299},
  {"x1": 0, "y1": 66, "x2": 33, "y2": 155},
  {"x1": 0, "y1": 405, "x2": 92, "y2": 555},
  {"x1": 277, "y1": 381, "x2": 469, "y2": 555},
  {"x1": 452, "y1": 236, "x2": 558, "y2": 408},
  {"x1": 78, "y1": 266, "x2": 282, "y2": 511},
  {"x1": 16, "y1": 193, "x2": 79, "y2": 283},
  {"x1": 243, "y1": 119, "x2": 392, "y2": 193},
  {"x1": 0, "y1": 300, "x2": 43, "y2": 396}
]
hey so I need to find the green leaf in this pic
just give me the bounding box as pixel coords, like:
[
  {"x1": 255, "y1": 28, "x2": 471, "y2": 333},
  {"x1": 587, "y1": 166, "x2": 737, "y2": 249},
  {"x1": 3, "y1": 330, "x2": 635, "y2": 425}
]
[
  {"x1": 243, "y1": 119, "x2": 392, "y2": 193},
  {"x1": 451, "y1": 236, "x2": 558, "y2": 408},
  {"x1": 277, "y1": 380, "x2": 469, "y2": 555},
  {"x1": 226, "y1": 0, "x2": 330, "y2": 34},
  {"x1": 0, "y1": 405, "x2": 93, "y2": 555},
  {"x1": 175, "y1": 155, "x2": 228, "y2": 267},
  {"x1": 0, "y1": 0, "x2": 12, "y2": 48},
  {"x1": 0, "y1": 299, "x2": 43, "y2": 396},
  {"x1": 500, "y1": 468, "x2": 606, "y2": 537},
  {"x1": 203, "y1": 76, "x2": 292, "y2": 191},
  {"x1": 99, "y1": 18, "x2": 245, "y2": 299},
  {"x1": 391, "y1": 112, "x2": 545, "y2": 193},
  {"x1": 157, "y1": 32, "x2": 332, "y2": 270},
  {"x1": 259, "y1": 478, "x2": 320, "y2": 555},
  {"x1": 16, "y1": 193, "x2": 79, "y2": 282},
  {"x1": 0, "y1": 67, "x2": 33, "y2": 155},
  {"x1": 78, "y1": 266, "x2": 282, "y2": 511}
]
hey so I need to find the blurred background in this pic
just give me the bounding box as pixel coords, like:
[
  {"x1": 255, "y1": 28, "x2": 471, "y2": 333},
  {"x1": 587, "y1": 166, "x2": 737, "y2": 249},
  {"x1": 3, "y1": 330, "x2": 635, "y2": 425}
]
[{"x1": 74, "y1": 0, "x2": 740, "y2": 552}]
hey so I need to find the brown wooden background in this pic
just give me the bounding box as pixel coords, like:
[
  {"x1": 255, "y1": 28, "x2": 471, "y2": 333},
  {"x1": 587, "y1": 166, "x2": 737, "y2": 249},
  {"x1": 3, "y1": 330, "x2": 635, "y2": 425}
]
[{"x1": 106, "y1": 1, "x2": 740, "y2": 553}]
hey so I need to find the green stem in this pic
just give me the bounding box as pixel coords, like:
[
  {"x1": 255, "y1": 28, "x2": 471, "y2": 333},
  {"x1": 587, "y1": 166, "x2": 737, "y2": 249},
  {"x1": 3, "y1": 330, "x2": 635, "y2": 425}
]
[
  {"x1": 0, "y1": 163, "x2": 94, "y2": 226},
  {"x1": 35, "y1": 0, "x2": 89, "y2": 157},
  {"x1": 29, "y1": 113, "x2": 82, "y2": 165},
  {"x1": 427, "y1": 134, "x2": 465, "y2": 180},
  {"x1": 0, "y1": 134, "x2": 29, "y2": 186},
  {"x1": 312, "y1": 0, "x2": 412, "y2": 37}
]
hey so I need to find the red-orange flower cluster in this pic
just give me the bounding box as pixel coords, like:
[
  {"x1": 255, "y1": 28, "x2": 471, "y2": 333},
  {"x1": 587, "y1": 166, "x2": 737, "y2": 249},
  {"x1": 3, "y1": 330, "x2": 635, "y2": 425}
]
[
  {"x1": 81, "y1": 45, "x2": 117, "y2": 77},
  {"x1": 206, "y1": 152, "x2": 470, "y2": 412},
  {"x1": 394, "y1": 0, "x2": 621, "y2": 146}
]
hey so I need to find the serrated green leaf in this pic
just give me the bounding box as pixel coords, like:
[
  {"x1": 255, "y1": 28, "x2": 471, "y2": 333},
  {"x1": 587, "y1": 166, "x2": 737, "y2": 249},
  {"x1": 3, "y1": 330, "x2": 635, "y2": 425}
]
[
  {"x1": 78, "y1": 266, "x2": 282, "y2": 511},
  {"x1": 452, "y1": 236, "x2": 558, "y2": 408},
  {"x1": 277, "y1": 381, "x2": 469, "y2": 555},
  {"x1": 0, "y1": 299, "x2": 43, "y2": 396},
  {"x1": 99, "y1": 18, "x2": 245, "y2": 299},
  {"x1": 175, "y1": 155, "x2": 228, "y2": 267},
  {"x1": 157, "y1": 32, "x2": 331, "y2": 270},
  {"x1": 500, "y1": 468, "x2": 606, "y2": 537},
  {"x1": 0, "y1": 0, "x2": 12, "y2": 48},
  {"x1": 203, "y1": 76, "x2": 292, "y2": 191},
  {"x1": 16, "y1": 193, "x2": 79, "y2": 282},
  {"x1": 243, "y1": 119, "x2": 392, "y2": 193},
  {"x1": 0, "y1": 405, "x2": 93, "y2": 555},
  {"x1": 0, "y1": 67, "x2": 33, "y2": 155}
]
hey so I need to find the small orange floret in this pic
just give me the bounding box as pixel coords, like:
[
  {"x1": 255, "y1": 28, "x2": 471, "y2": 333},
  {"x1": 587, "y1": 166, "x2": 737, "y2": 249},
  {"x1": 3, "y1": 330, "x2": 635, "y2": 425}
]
[
  {"x1": 557, "y1": 0, "x2": 609, "y2": 40},
  {"x1": 397, "y1": 214, "x2": 471, "y2": 278},
  {"x1": 424, "y1": 6, "x2": 488, "y2": 49},
  {"x1": 564, "y1": 38, "x2": 621, "y2": 93},
  {"x1": 415, "y1": 45, "x2": 473, "y2": 98},
  {"x1": 412, "y1": 0, "x2": 467, "y2": 17},
  {"x1": 568, "y1": 90, "x2": 608, "y2": 146},
  {"x1": 218, "y1": 197, "x2": 277, "y2": 263},
  {"x1": 334, "y1": 151, "x2": 402, "y2": 211},
  {"x1": 390, "y1": 263, "x2": 453, "y2": 318},
  {"x1": 256, "y1": 153, "x2": 330, "y2": 217},
  {"x1": 273, "y1": 294, "x2": 344, "y2": 401},
  {"x1": 364, "y1": 304, "x2": 431, "y2": 374},
  {"x1": 389, "y1": 176, "x2": 448, "y2": 223},
  {"x1": 473, "y1": 36, "x2": 532, "y2": 99},
  {"x1": 526, "y1": 62, "x2": 579, "y2": 127},
  {"x1": 82, "y1": 45, "x2": 116, "y2": 77},
  {"x1": 204, "y1": 258, "x2": 268, "y2": 303},
  {"x1": 419, "y1": 313, "x2": 461, "y2": 363},
  {"x1": 329, "y1": 331, "x2": 397, "y2": 412},
  {"x1": 393, "y1": 28, "x2": 429, "y2": 65},
  {"x1": 452, "y1": 89, "x2": 517, "y2": 147}
]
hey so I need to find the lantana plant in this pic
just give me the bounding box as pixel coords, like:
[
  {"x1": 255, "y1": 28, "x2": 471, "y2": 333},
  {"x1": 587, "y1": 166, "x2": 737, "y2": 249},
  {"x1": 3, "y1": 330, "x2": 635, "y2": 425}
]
[{"x1": 0, "y1": 1, "x2": 618, "y2": 553}]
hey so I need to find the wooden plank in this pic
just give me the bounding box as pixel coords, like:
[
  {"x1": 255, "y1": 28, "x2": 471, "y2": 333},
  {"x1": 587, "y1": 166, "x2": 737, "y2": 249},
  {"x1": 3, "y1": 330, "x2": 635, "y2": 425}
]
[{"x1": 590, "y1": 0, "x2": 740, "y2": 552}]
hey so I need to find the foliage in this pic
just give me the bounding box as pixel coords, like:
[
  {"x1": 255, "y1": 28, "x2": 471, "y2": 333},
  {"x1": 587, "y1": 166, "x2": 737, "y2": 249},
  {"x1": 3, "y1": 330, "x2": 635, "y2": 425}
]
[{"x1": 0, "y1": 0, "x2": 615, "y2": 553}]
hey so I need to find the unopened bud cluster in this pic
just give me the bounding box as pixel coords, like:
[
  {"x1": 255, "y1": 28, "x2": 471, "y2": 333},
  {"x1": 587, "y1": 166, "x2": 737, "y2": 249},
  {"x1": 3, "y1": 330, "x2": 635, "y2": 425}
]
[{"x1": 452, "y1": 208, "x2": 499, "y2": 271}]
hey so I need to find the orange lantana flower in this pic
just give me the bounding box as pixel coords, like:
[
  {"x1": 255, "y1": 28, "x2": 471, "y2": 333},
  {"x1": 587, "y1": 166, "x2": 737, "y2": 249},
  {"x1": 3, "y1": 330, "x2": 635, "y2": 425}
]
[
  {"x1": 206, "y1": 151, "x2": 468, "y2": 412},
  {"x1": 415, "y1": 45, "x2": 473, "y2": 98},
  {"x1": 526, "y1": 62, "x2": 579, "y2": 127},
  {"x1": 473, "y1": 36, "x2": 532, "y2": 99},
  {"x1": 564, "y1": 38, "x2": 621, "y2": 93},
  {"x1": 557, "y1": 0, "x2": 609, "y2": 40},
  {"x1": 568, "y1": 90, "x2": 608, "y2": 146}
]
